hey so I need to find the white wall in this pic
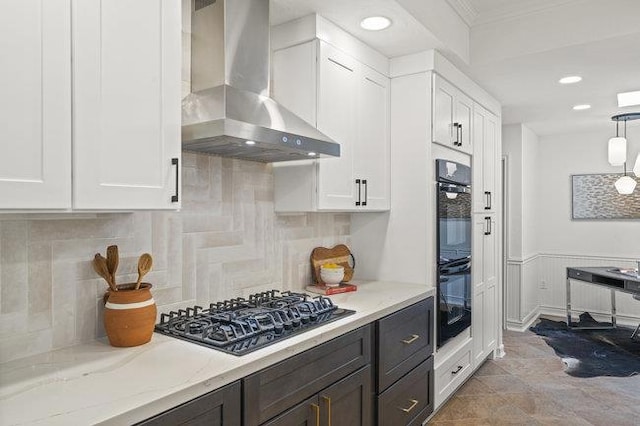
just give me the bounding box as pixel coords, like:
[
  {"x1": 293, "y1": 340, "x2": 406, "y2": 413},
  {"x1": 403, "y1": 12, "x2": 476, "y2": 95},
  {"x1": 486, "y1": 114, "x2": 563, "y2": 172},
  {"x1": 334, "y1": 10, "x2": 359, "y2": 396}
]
[{"x1": 535, "y1": 128, "x2": 640, "y2": 258}]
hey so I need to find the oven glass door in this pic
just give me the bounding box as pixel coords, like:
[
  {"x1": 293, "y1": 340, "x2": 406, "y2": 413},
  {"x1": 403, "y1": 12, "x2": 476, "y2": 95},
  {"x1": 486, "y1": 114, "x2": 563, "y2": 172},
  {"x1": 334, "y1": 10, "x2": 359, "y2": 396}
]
[
  {"x1": 438, "y1": 259, "x2": 472, "y2": 347},
  {"x1": 437, "y1": 182, "x2": 472, "y2": 347},
  {"x1": 437, "y1": 184, "x2": 471, "y2": 265}
]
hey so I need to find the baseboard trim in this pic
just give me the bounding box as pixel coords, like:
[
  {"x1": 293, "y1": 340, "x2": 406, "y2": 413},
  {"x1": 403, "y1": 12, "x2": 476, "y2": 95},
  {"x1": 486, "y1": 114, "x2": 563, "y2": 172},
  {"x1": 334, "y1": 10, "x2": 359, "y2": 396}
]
[{"x1": 506, "y1": 306, "x2": 540, "y2": 331}]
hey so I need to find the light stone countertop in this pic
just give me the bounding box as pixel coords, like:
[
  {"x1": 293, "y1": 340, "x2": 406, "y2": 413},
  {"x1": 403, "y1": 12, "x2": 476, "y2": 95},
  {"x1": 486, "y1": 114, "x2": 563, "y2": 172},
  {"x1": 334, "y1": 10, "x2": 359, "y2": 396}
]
[{"x1": 0, "y1": 281, "x2": 434, "y2": 426}]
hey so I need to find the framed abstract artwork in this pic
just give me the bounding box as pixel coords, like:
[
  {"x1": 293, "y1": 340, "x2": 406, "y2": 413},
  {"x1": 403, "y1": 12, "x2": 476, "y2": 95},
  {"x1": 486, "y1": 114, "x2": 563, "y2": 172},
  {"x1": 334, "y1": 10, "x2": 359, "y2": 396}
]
[{"x1": 571, "y1": 174, "x2": 640, "y2": 219}]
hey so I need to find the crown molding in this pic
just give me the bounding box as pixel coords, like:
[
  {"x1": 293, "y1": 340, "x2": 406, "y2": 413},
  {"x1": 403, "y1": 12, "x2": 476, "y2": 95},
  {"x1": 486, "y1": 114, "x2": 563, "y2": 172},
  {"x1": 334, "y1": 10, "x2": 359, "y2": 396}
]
[
  {"x1": 446, "y1": 0, "x2": 477, "y2": 27},
  {"x1": 472, "y1": 0, "x2": 583, "y2": 27}
]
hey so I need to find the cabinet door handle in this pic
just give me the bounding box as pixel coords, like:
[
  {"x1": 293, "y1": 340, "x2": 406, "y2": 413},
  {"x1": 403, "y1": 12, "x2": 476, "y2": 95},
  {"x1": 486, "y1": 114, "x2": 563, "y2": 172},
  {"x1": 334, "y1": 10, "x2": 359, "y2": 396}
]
[
  {"x1": 484, "y1": 191, "x2": 491, "y2": 210},
  {"x1": 458, "y1": 123, "x2": 463, "y2": 146},
  {"x1": 362, "y1": 179, "x2": 368, "y2": 206},
  {"x1": 484, "y1": 217, "x2": 492, "y2": 235},
  {"x1": 402, "y1": 334, "x2": 420, "y2": 344},
  {"x1": 322, "y1": 396, "x2": 332, "y2": 426},
  {"x1": 171, "y1": 158, "x2": 179, "y2": 203},
  {"x1": 311, "y1": 403, "x2": 320, "y2": 426},
  {"x1": 355, "y1": 179, "x2": 361, "y2": 206},
  {"x1": 452, "y1": 365, "x2": 463, "y2": 375},
  {"x1": 453, "y1": 122, "x2": 460, "y2": 146},
  {"x1": 399, "y1": 399, "x2": 419, "y2": 413}
]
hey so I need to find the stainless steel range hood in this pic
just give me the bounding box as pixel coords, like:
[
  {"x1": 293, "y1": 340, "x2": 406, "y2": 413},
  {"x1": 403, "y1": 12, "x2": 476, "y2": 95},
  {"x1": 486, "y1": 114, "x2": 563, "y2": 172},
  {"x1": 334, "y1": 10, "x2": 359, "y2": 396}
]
[{"x1": 182, "y1": 0, "x2": 340, "y2": 162}]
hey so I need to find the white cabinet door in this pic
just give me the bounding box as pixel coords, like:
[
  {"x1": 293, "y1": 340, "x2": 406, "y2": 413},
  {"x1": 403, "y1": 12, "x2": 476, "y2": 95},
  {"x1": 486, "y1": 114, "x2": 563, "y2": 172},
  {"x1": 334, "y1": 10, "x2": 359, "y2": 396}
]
[
  {"x1": 433, "y1": 75, "x2": 455, "y2": 148},
  {"x1": 473, "y1": 104, "x2": 499, "y2": 213},
  {"x1": 0, "y1": 0, "x2": 72, "y2": 209},
  {"x1": 433, "y1": 75, "x2": 473, "y2": 155},
  {"x1": 456, "y1": 92, "x2": 473, "y2": 155},
  {"x1": 317, "y1": 42, "x2": 358, "y2": 210},
  {"x1": 355, "y1": 67, "x2": 390, "y2": 211},
  {"x1": 72, "y1": 0, "x2": 181, "y2": 210},
  {"x1": 472, "y1": 214, "x2": 498, "y2": 366}
]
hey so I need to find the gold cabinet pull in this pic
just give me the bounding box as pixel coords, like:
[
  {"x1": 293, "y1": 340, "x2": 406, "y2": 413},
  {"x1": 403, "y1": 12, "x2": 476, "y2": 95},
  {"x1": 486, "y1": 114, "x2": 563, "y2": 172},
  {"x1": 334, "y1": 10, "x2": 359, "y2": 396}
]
[
  {"x1": 311, "y1": 403, "x2": 320, "y2": 426},
  {"x1": 402, "y1": 334, "x2": 420, "y2": 344},
  {"x1": 399, "y1": 399, "x2": 419, "y2": 413},
  {"x1": 322, "y1": 396, "x2": 332, "y2": 426}
]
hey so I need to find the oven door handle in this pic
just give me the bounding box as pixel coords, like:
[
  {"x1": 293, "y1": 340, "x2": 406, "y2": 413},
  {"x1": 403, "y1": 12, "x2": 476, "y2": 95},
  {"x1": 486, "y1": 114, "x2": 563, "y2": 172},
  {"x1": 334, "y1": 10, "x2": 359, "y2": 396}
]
[
  {"x1": 439, "y1": 183, "x2": 470, "y2": 194},
  {"x1": 439, "y1": 256, "x2": 471, "y2": 269},
  {"x1": 440, "y1": 264, "x2": 471, "y2": 275}
]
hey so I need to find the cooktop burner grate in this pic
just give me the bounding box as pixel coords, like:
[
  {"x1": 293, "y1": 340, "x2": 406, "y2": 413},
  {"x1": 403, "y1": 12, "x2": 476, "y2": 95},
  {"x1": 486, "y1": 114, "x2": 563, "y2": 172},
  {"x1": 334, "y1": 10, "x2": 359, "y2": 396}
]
[{"x1": 154, "y1": 290, "x2": 355, "y2": 355}]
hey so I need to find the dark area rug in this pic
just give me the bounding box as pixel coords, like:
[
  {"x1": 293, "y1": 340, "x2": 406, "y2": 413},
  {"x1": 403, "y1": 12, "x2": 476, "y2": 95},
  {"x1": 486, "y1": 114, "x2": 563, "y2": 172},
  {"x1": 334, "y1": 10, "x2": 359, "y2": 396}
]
[{"x1": 529, "y1": 313, "x2": 640, "y2": 378}]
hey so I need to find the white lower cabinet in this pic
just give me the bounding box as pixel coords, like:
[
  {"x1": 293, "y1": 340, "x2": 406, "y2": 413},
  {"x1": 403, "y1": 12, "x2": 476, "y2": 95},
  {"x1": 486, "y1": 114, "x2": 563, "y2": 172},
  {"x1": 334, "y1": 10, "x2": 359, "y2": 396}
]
[
  {"x1": 272, "y1": 39, "x2": 390, "y2": 212},
  {"x1": 0, "y1": 0, "x2": 181, "y2": 211},
  {"x1": 472, "y1": 214, "x2": 498, "y2": 367},
  {"x1": 434, "y1": 338, "x2": 474, "y2": 408}
]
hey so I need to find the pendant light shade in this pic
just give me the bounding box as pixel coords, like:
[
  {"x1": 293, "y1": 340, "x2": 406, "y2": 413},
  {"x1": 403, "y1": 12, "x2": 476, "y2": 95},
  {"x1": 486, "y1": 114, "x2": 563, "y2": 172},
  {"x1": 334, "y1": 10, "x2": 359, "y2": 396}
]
[
  {"x1": 634, "y1": 153, "x2": 640, "y2": 177},
  {"x1": 608, "y1": 137, "x2": 627, "y2": 166},
  {"x1": 614, "y1": 175, "x2": 637, "y2": 195}
]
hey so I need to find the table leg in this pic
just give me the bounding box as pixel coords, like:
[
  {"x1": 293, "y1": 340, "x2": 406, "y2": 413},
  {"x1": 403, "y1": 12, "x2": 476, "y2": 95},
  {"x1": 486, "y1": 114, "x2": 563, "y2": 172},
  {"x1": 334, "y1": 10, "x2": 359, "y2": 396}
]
[
  {"x1": 610, "y1": 289, "x2": 617, "y2": 328},
  {"x1": 566, "y1": 276, "x2": 572, "y2": 327}
]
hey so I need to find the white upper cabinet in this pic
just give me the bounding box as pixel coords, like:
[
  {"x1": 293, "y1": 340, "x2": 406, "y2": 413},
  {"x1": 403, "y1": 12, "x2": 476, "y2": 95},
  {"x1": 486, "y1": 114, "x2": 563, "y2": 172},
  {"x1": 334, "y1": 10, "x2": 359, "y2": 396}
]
[
  {"x1": 0, "y1": 0, "x2": 72, "y2": 209},
  {"x1": 316, "y1": 43, "x2": 359, "y2": 210},
  {"x1": 273, "y1": 39, "x2": 390, "y2": 212},
  {"x1": 472, "y1": 104, "x2": 499, "y2": 213},
  {"x1": 354, "y1": 67, "x2": 390, "y2": 210},
  {"x1": 0, "y1": 0, "x2": 181, "y2": 211},
  {"x1": 72, "y1": 0, "x2": 181, "y2": 210},
  {"x1": 433, "y1": 74, "x2": 473, "y2": 155}
]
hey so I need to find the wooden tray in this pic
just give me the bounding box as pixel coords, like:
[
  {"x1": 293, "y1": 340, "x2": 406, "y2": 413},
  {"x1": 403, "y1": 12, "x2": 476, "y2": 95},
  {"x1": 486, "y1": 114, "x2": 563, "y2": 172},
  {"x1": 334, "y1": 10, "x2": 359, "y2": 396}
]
[{"x1": 310, "y1": 244, "x2": 355, "y2": 285}]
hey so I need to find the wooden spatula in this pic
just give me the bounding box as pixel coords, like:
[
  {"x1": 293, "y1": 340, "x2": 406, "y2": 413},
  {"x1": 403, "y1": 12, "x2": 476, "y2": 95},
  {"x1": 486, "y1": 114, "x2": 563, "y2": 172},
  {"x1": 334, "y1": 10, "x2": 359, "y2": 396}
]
[
  {"x1": 135, "y1": 253, "x2": 153, "y2": 290},
  {"x1": 93, "y1": 253, "x2": 117, "y2": 292},
  {"x1": 106, "y1": 245, "x2": 119, "y2": 287}
]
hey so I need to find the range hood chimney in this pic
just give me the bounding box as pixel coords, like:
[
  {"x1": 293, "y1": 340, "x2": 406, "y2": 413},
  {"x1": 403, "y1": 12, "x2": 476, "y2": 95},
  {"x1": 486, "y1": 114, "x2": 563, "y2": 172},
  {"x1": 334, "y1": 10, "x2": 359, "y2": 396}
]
[{"x1": 182, "y1": 0, "x2": 340, "y2": 162}]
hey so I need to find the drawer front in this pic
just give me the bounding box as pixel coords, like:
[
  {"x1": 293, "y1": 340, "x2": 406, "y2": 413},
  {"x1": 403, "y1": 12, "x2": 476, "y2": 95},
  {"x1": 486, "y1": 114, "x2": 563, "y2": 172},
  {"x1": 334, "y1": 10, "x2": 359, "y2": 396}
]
[
  {"x1": 244, "y1": 325, "x2": 372, "y2": 426},
  {"x1": 378, "y1": 357, "x2": 434, "y2": 426},
  {"x1": 434, "y1": 342, "x2": 472, "y2": 408},
  {"x1": 568, "y1": 269, "x2": 592, "y2": 282},
  {"x1": 378, "y1": 298, "x2": 433, "y2": 392},
  {"x1": 137, "y1": 381, "x2": 241, "y2": 426}
]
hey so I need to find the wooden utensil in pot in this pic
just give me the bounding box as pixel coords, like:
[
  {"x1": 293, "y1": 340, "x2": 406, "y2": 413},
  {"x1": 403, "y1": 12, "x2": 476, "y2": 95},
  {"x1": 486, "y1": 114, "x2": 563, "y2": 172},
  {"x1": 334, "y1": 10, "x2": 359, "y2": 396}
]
[
  {"x1": 93, "y1": 253, "x2": 117, "y2": 292},
  {"x1": 135, "y1": 253, "x2": 153, "y2": 290},
  {"x1": 106, "y1": 245, "x2": 119, "y2": 287}
]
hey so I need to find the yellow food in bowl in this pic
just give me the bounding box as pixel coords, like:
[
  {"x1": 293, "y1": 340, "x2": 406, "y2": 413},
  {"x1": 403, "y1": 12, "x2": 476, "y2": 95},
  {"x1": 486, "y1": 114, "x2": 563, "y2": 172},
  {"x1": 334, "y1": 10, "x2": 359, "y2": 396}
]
[{"x1": 321, "y1": 263, "x2": 343, "y2": 269}]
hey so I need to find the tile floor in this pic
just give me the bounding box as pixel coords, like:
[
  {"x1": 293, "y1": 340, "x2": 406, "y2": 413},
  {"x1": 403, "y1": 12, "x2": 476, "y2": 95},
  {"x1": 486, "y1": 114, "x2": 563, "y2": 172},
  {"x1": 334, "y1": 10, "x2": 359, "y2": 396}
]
[{"x1": 429, "y1": 327, "x2": 640, "y2": 425}]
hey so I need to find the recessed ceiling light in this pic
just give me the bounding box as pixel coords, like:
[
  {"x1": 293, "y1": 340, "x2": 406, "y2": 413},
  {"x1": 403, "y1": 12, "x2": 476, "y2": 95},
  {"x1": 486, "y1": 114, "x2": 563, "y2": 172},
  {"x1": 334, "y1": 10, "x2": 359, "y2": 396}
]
[
  {"x1": 308, "y1": 152, "x2": 317, "y2": 156},
  {"x1": 245, "y1": 140, "x2": 256, "y2": 145},
  {"x1": 573, "y1": 104, "x2": 591, "y2": 110},
  {"x1": 360, "y1": 16, "x2": 392, "y2": 31},
  {"x1": 559, "y1": 76, "x2": 582, "y2": 84},
  {"x1": 617, "y1": 90, "x2": 640, "y2": 107}
]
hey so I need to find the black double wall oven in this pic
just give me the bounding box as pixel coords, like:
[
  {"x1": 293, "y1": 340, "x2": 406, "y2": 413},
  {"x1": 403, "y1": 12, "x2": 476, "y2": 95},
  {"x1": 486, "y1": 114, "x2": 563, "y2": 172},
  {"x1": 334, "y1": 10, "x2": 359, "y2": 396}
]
[{"x1": 436, "y1": 159, "x2": 472, "y2": 348}]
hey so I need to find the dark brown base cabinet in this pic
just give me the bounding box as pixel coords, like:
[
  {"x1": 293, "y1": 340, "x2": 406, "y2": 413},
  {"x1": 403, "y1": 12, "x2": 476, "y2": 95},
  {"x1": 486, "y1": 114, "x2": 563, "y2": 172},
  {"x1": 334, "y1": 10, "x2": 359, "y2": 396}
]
[
  {"x1": 137, "y1": 381, "x2": 241, "y2": 426},
  {"x1": 138, "y1": 298, "x2": 434, "y2": 426},
  {"x1": 376, "y1": 298, "x2": 434, "y2": 426},
  {"x1": 244, "y1": 326, "x2": 372, "y2": 426}
]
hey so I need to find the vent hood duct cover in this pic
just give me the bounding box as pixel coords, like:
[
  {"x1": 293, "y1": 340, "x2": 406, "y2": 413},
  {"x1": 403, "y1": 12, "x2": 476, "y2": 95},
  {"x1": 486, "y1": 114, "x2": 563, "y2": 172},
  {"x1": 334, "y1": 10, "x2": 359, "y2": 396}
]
[{"x1": 182, "y1": 0, "x2": 340, "y2": 162}]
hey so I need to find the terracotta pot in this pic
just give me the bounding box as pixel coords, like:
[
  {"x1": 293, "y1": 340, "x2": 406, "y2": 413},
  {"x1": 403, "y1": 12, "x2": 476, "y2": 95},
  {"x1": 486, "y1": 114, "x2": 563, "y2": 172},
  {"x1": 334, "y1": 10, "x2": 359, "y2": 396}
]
[{"x1": 103, "y1": 283, "x2": 157, "y2": 347}]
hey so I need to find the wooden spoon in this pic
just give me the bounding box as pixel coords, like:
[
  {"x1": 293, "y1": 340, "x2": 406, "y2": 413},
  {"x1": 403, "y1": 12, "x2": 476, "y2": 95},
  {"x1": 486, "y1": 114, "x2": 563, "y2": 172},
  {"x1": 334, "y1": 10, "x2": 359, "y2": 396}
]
[
  {"x1": 106, "y1": 245, "x2": 119, "y2": 287},
  {"x1": 93, "y1": 253, "x2": 117, "y2": 292},
  {"x1": 135, "y1": 253, "x2": 153, "y2": 290}
]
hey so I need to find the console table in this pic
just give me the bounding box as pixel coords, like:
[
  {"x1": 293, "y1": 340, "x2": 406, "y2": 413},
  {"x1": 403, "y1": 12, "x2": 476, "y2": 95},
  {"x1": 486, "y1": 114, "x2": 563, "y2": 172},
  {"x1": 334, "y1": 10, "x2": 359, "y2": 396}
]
[{"x1": 566, "y1": 266, "x2": 640, "y2": 336}]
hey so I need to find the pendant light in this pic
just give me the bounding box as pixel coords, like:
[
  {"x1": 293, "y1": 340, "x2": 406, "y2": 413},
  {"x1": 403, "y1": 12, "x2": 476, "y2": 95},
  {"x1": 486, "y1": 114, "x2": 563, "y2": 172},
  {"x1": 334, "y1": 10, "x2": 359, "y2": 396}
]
[{"x1": 609, "y1": 113, "x2": 640, "y2": 194}]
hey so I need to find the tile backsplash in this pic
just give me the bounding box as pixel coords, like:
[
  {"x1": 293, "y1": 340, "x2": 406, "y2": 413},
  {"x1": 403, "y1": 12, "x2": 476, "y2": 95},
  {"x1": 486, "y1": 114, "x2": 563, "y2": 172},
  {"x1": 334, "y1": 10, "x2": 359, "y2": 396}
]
[{"x1": 0, "y1": 154, "x2": 350, "y2": 363}]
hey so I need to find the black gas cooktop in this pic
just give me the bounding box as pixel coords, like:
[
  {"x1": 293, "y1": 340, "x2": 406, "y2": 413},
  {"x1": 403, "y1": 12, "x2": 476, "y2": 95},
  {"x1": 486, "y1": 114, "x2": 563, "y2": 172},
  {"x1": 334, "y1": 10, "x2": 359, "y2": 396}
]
[{"x1": 154, "y1": 290, "x2": 355, "y2": 355}]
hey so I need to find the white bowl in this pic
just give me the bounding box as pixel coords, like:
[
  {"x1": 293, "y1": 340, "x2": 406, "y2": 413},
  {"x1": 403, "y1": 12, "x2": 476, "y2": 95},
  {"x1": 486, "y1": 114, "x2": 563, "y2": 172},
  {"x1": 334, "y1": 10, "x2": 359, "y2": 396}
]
[{"x1": 320, "y1": 267, "x2": 344, "y2": 286}]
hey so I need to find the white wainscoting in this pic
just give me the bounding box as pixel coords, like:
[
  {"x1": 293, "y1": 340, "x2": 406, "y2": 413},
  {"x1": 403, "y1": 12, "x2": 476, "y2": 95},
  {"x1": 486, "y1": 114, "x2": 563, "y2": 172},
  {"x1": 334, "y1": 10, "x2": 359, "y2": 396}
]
[
  {"x1": 505, "y1": 253, "x2": 640, "y2": 330},
  {"x1": 505, "y1": 255, "x2": 539, "y2": 330}
]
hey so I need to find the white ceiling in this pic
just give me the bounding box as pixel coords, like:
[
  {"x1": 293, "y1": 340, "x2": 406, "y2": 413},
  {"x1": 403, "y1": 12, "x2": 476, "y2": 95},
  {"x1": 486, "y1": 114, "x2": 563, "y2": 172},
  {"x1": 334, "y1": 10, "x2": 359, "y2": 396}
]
[
  {"x1": 270, "y1": 0, "x2": 442, "y2": 58},
  {"x1": 270, "y1": 0, "x2": 640, "y2": 137}
]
